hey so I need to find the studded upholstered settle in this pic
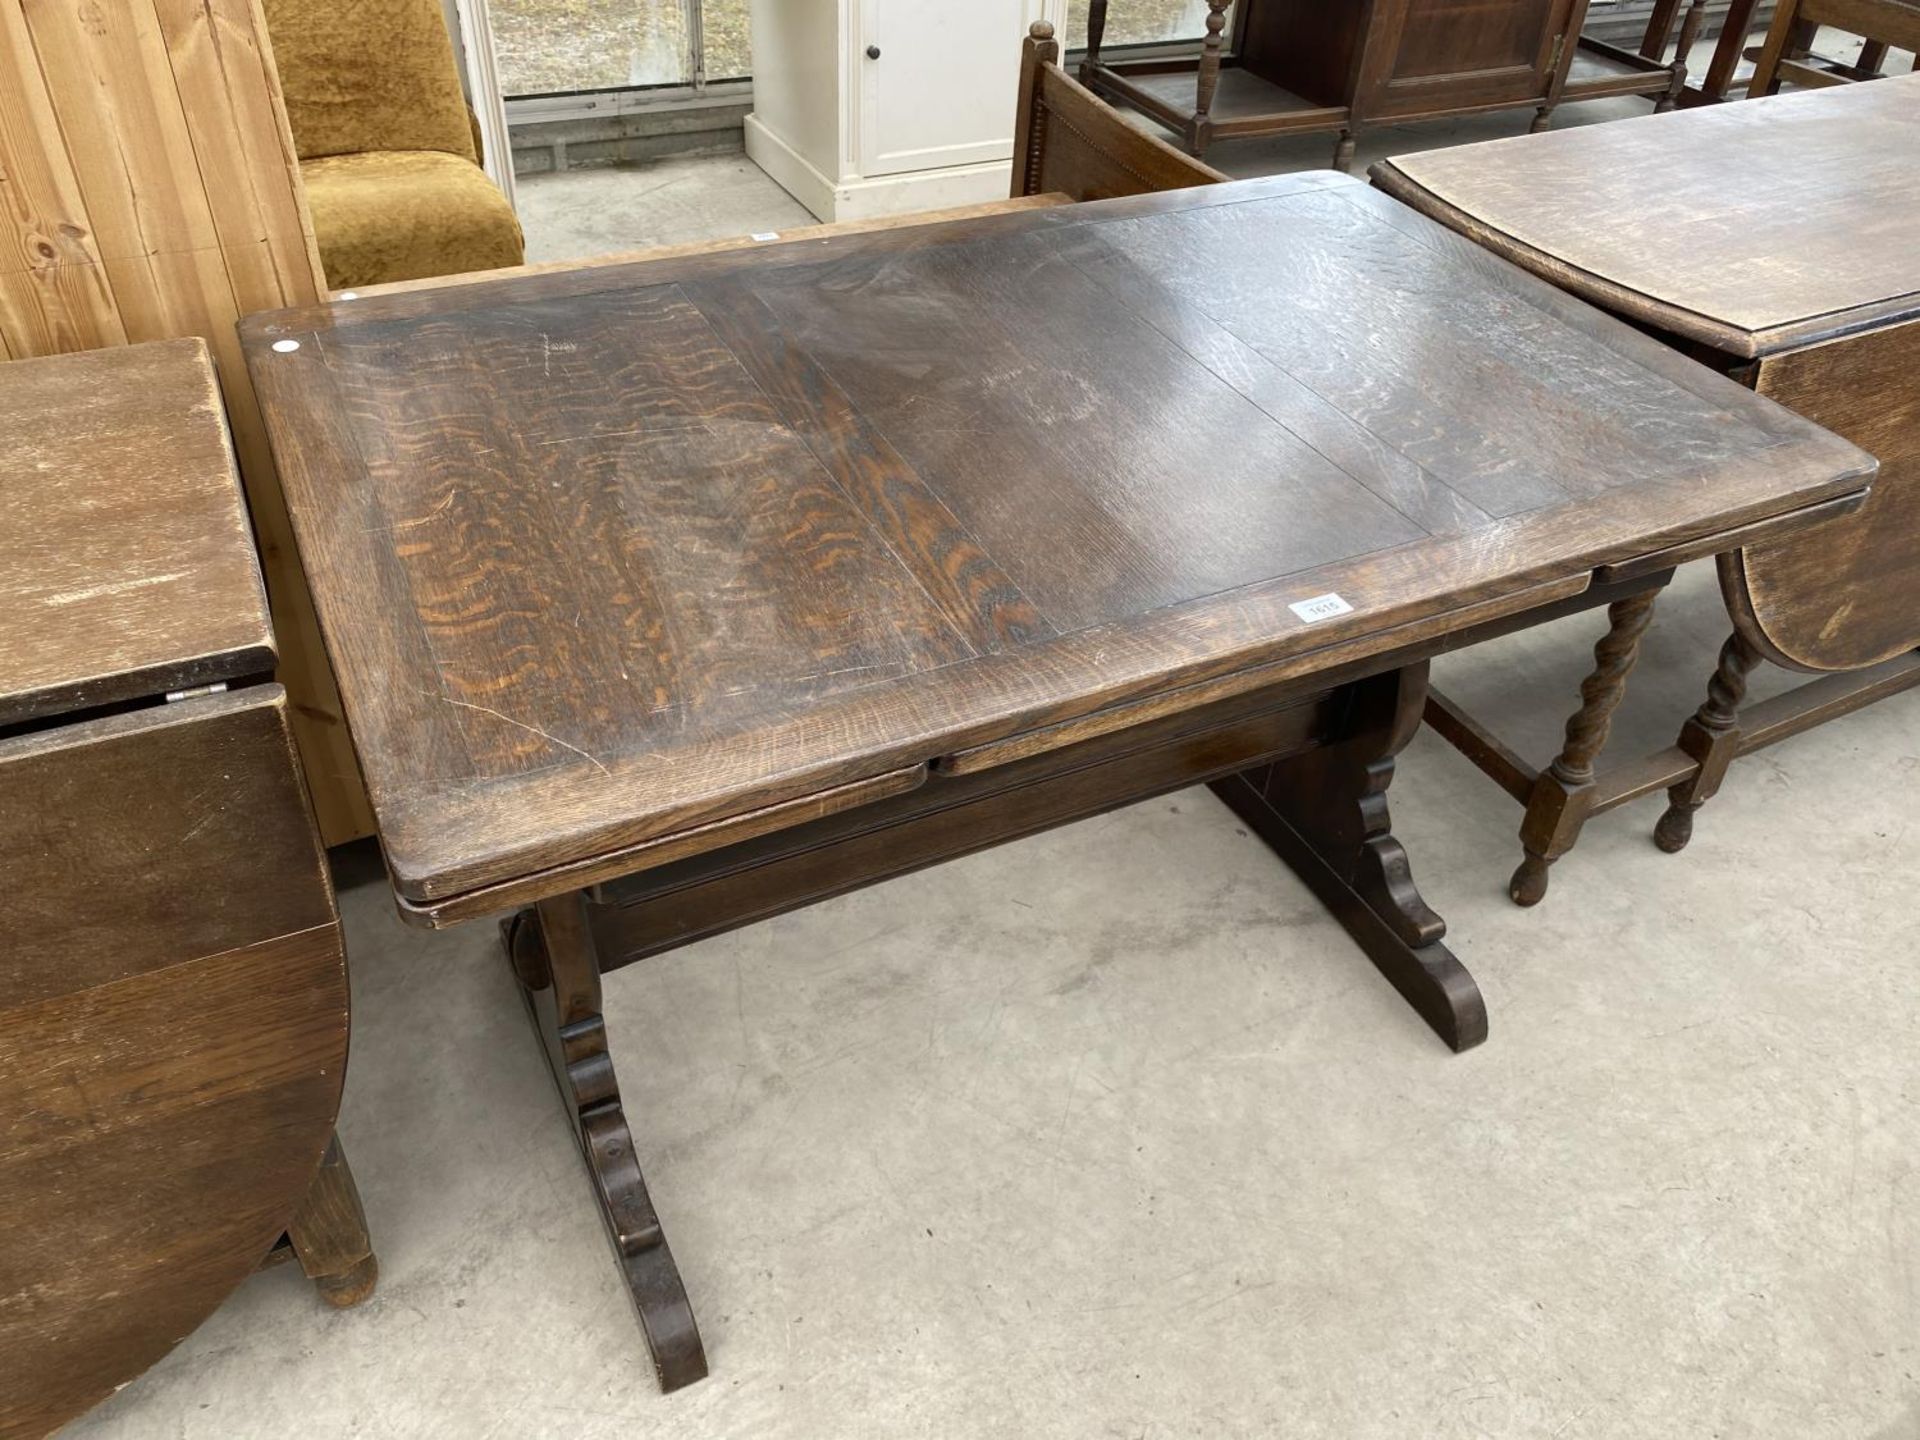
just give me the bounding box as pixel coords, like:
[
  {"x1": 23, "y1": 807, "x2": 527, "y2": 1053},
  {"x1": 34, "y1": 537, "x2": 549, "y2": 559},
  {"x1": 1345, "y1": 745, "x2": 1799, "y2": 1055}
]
[{"x1": 262, "y1": 0, "x2": 525, "y2": 290}]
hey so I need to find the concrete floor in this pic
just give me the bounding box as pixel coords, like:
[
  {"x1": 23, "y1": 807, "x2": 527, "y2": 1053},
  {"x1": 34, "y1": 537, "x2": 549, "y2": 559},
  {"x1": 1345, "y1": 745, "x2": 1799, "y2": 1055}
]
[
  {"x1": 72, "y1": 77, "x2": 1920, "y2": 1440},
  {"x1": 508, "y1": 93, "x2": 1670, "y2": 265}
]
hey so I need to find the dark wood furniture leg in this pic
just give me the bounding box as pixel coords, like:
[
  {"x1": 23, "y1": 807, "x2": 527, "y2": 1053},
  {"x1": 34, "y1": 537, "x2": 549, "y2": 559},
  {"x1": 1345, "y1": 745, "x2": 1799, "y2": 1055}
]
[
  {"x1": 1853, "y1": 38, "x2": 1890, "y2": 76},
  {"x1": 1190, "y1": 0, "x2": 1232, "y2": 156},
  {"x1": 1083, "y1": 0, "x2": 1108, "y2": 69},
  {"x1": 1656, "y1": 0, "x2": 1712, "y2": 110},
  {"x1": 1641, "y1": 0, "x2": 1684, "y2": 55},
  {"x1": 1510, "y1": 589, "x2": 1660, "y2": 907},
  {"x1": 1688, "y1": 0, "x2": 1762, "y2": 101},
  {"x1": 505, "y1": 894, "x2": 708, "y2": 1393},
  {"x1": 287, "y1": 1134, "x2": 379, "y2": 1308},
  {"x1": 1210, "y1": 663, "x2": 1487, "y2": 1053},
  {"x1": 1653, "y1": 630, "x2": 1764, "y2": 852}
]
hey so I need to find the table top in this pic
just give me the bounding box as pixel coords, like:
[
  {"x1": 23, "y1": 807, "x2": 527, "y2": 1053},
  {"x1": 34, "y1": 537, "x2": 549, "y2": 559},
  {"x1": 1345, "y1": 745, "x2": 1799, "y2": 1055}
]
[
  {"x1": 242, "y1": 173, "x2": 1870, "y2": 917},
  {"x1": 1374, "y1": 75, "x2": 1920, "y2": 358},
  {"x1": 0, "y1": 340, "x2": 273, "y2": 726}
]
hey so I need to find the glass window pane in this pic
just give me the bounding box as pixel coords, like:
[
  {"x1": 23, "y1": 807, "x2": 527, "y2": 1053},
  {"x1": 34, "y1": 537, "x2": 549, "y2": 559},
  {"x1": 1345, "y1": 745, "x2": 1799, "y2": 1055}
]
[
  {"x1": 702, "y1": 0, "x2": 751, "y2": 79},
  {"x1": 1063, "y1": 0, "x2": 1232, "y2": 52},
  {"x1": 493, "y1": 0, "x2": 690, "y2": 97}
]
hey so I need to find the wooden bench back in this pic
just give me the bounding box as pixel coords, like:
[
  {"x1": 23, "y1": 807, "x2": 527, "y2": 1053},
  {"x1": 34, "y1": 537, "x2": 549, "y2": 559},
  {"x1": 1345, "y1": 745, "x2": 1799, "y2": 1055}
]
[
  {"x1": 1751, "y1": 0, "x2": 1920, "y2": 92},
  {"x1": 1011, "y1": 22, "x2": 1226, "y2": 202}
]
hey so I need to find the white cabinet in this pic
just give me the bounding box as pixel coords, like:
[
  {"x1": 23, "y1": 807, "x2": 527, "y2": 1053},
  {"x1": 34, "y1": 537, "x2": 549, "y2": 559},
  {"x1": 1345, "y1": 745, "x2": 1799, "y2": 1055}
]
[{"x1": 746, "y1": 0, "x2": 1067, "y2": 221}]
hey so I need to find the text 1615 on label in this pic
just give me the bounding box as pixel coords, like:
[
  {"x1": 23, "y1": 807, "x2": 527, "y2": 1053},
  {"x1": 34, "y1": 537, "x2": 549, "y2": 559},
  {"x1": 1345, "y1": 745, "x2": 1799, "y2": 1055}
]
[{"x1": 1289, "y1": 593, "x2": 1354, "y2": 623}]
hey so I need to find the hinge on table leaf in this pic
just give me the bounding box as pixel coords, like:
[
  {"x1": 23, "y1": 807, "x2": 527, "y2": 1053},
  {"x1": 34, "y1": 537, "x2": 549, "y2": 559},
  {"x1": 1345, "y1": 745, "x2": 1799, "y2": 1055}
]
[{"x1": 164, "y1": 682, "x2": 229, "y2": 703}]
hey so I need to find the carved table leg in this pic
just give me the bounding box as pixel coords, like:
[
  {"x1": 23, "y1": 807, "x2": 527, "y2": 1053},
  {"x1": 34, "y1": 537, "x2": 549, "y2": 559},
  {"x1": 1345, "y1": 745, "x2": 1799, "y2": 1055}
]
[
  {"x1": 1332, "y1": 129, "x2": 1357, "y2": 171},
  {"x1": 1189, "y1": 0, "x2": 1231, "y2": 156},
  {"x1": 1210, "y1": 662, "x2": 1487, "y2": 1053},
  {"x1": 287, "y1": 1134, "x2": 379, "y2": 1308},
  {"x1": 1654, "y1": 630, "x2": 1763, "y2": 854},
  {"x1": 505, "y1": 893, "x2": 708, "y2": 1393},
  {"x1": 1510, "y1": 588, "x2": 1660, "y2": 907},
  {"x1": 1656, "y1": 0, "x2": 1711, "y2": 111}
]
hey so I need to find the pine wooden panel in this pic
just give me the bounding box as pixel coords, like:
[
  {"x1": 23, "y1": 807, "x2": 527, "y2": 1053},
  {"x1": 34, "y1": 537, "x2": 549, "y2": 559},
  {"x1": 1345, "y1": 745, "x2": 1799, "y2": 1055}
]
[
  {"x1": 0, "y1": 0, "x2": 373, "y2": 842},
  {"x1": 0, "y1": 262, "x2": 125, "y2": 354},
  {"x1": 151, "y1": 0, "x2": 314, "y2": 306},
  {"x1": 199, "y1": 0, "x2": 330, "y2": 296},
  {"x1": 21, "y1": 0, "x2": 222, "y2": 261},
  {"x1": 0, "y1": 2, "x2": 93, "y2": 277},
  {"x1": 0, "y1": 0, "x2": 127, "y2": 354}
]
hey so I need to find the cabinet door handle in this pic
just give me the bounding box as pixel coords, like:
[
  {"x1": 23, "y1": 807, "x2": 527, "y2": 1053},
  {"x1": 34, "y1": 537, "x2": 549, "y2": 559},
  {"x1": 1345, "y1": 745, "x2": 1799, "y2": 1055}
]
[{"x1": 866, "y1": 44, "x2": 881, "y2": 59}]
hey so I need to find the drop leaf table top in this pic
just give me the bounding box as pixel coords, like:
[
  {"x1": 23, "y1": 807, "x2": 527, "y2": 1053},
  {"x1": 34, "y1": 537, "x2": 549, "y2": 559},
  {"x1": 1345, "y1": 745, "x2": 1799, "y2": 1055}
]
[
  {"x1": 0, "y1": 338, "x2": 272, "y2": 726},
  {"x1": 1375, "y1": 75, "x2": 1920, "y2": 360},
  {"x1": 1376, "y1": 75, "x2": 1920, "y2": 673},
  {"x1": 1374, "y1": 76, "x2": 1920, "y2": 904}
]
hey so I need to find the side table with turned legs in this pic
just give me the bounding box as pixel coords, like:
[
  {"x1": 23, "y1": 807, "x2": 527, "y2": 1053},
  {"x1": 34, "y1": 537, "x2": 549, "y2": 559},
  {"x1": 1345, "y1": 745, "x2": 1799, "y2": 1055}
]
[{"x1": 1377, "y1": 77, "x2": 1920, "y2": 904}]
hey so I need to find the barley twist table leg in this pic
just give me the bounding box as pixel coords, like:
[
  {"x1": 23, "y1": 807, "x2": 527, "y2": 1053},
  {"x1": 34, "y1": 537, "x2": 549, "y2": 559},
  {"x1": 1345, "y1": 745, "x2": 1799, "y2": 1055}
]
[
  {"x1": 1511, "y1": 589, "x2": 1659, "y2": 906},
  {"x1": 1655, "y1": 630, "x2": 1762, "y2": 854}
]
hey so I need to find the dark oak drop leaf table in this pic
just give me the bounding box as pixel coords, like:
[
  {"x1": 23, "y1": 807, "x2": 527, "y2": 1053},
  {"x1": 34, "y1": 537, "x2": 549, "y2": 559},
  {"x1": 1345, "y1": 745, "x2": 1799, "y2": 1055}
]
[
  {"x1": 0, "y1": 341, "x2": 375, "y2": 1437},
  {"x1": 242, "y1": 174, "x2": 1871, "y2": 1391},
  {"x1": 1375, "y1": 76, "x2": 1920, "y2": 900}
]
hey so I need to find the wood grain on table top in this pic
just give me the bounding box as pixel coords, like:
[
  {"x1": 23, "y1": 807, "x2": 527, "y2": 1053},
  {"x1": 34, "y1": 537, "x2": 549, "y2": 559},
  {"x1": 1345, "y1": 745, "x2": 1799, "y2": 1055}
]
[
  {"x1": 0, "y1": 339, "x2": 273, "y2": 724},
  {"x1": 241, "y1": 173, "x2": 1873, "y2": 913},
  {"x1": 1374, "y1": 75, "x2": 1920, "y2": 357}
]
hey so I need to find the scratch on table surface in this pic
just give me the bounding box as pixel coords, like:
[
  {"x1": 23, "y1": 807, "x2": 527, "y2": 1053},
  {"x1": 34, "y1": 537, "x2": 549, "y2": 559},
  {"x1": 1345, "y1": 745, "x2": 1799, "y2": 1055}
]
[
  {"x1": 537, "y1": 425, "x2": 648, "y2": 446},
  {"x1": 363, "y1": 490, "x2": 457, "y2": 533},
  {"x1": 701, "y1": 664, "x2": 886, "y2": 705},
  {"x1": 42, "y1": 570, "x2": 188, "y2": 606},
  {"x1": 416, "y1": 688, "x2": 611, "y2": 775}
]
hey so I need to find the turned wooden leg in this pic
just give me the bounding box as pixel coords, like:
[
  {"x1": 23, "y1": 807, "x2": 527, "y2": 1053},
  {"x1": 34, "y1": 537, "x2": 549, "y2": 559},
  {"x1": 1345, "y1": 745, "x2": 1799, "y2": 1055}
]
[
  {"x1": 1657, "y1": 0, "x2": 1710, "y2": 110},
  {"x1": 1511, "y1": 589, "x2": 1659, "y2": 907},
  {"x1": 1190, "y1": 0, "x2": 1230, "y2": 155},
  {"x1": 506, "y1": 894, "x2": 708, "y2": 1393},
  {"x1": 1212, "y1": 662, "x2": 1487, "y2": 1053},
  {"x1": 1332, "y1": 129, "x2": 1357, "y2": 171},
  {"x1": 1654, "y1": 630, "x2": 1763, "y2": 854},
  {"x1": 1530, "y1": 104, "x2": 1555, "y2": 133},
  {"x1": 287, "y1": 1134, "x2": 378, "y2": 1308}
]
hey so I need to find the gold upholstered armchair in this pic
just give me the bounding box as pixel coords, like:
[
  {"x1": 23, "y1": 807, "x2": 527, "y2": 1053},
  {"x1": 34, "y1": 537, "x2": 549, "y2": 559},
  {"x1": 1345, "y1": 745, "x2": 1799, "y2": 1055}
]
[{"x1": 262, "y1": 0, "x2": 526, "y2": 290}]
